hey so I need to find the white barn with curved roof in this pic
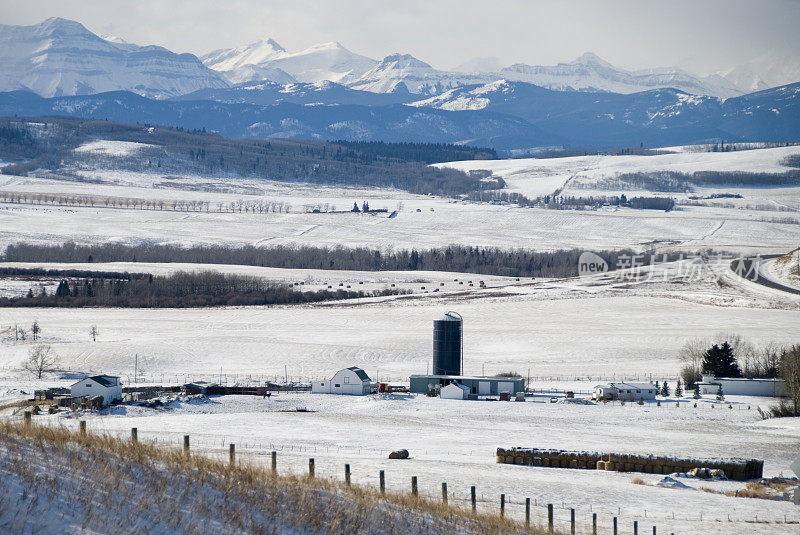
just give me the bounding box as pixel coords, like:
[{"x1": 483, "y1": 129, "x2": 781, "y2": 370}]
[{"x1": 312, "y1": 367, "x2": 372, "y2": 395}]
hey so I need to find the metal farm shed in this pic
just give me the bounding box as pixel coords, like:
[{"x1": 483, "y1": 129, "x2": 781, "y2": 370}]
[
  {"x1": 410, "y1": 374, "x2": 524, "y2": 396},
  {"x1": 312, "y1": 367, "x2": 372, "y2": 395}
]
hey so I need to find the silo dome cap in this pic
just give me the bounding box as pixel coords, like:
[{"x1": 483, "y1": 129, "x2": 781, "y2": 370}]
[{"x1": 442, "y1": 311, "x2": 462, "y2": 321}]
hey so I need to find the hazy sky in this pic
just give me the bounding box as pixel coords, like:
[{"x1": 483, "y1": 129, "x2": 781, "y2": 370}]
[{"x1": 2, "y1": 0, "x2": 799, "y2": 74}]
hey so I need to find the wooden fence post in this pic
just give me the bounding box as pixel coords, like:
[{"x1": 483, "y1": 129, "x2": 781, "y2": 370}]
[
  {"x1": 379, "y1": 470, "x2": 385, "y2": 494},
  {"x1": 345, "y1": 464, "x2": 351, "y2": 486},
  {"x1": 525, "y1": 497, "x2": 530, "y2": 526},
  {"x1": 613, "y1": 516, "x2": 617, "y2": 535},
  {"x1": 131, "y1": 427, "x2": 138, "y2": 442},
  {"x1": 24, "y1": 411, "x2": 31, "y2": 427},
  {"x1": 593, "y1": 512, "x2": 597, "y2": 535},
  {"x1": 548, "y1": 504, "x2": 554, "y2": 532},
  {"x1": 471, "y1": 486, "x2": 477, "y2": 511},
  {"x1": 79, "y1": 420, "x2": 86, "y2": 436},
  {"x1": 229, "y1": 443, "x2": 235, "y2": 466},
  {"x1": 183, "y1": 435, "x2": 190, "y2": 453},
  {"x1": 571, "y1": 508, "x2": 575, "y2": 534},
  {"x1": 500, "y1": 494, "x2": 505, "y2": 517},
  {"x1": 411, "y1": 476, "x2": 418, "y2": 496},
  {"x1": 309, "y1": 458, "x2": 315, "y2": 478},
  {"x1": 634, "y1": 520, "x2": 638, "y2": 535},
  {"x1": 271, "y1": 451, "x2": 277, "y2": 472},
  {"x1": 441, "y1": 482, "x2": 447, "y2": 504}
]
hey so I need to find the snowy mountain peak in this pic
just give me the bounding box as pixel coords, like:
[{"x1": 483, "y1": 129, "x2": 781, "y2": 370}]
[
  {"x1": 262, "y1": 38, "x2": 285, "y2": 53},
  {"x1": 569, "y1": 52, "x2": 615, "y2": 68},
  {"x1": 379, "y1": 53, "x2": 433, "y2": 69},
  {"x1": 37, "y1": 17, "x2": 93, "y2": 36},
  {"x1": 0, "y1": 17, "x2": 228, "y2": 97},
  {"x1": 201, "y1": 37, "x2": 287, "y2": 74}
]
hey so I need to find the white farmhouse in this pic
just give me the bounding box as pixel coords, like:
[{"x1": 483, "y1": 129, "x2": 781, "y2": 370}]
[
  {"x1": 70, "y1": 375, "x2": 123, "y2": 405},
  {"x1": 440, "y1": 382, "x2": 470, "y2": 400},
  {"x1": 312, "y1": 367, "x2": 372, "y2": 395},
  {"x1": 594, "y1": 382, "x2": 657, "y2": 401}
]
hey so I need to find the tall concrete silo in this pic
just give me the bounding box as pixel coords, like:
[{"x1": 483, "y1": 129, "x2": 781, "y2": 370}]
[{"x1": 433, "y1": 311, "x2": 462, "y2": 376}]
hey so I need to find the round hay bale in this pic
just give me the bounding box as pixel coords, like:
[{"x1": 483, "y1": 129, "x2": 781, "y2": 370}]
[
  {"x1": 533, "y1": 458, "x2": 542, "y2": 467},
  {"x1": 635, "y1": 463, "x2": 645, "y2": 472},
  {"x1": 605, "y1": 462, "x2": 616, "y2": 471},
  {"x1": 596, "y1": 461, "x2": 606, "y2": 470},
  {"x1": 625, "y1": 463, "x2": 636, "y2": 472},
  {"x1": 541, "y1": 458, "x2": 550, "y2": 467},
  {"x1": 389, "y1": 449, "x2": 409, "y2": 460},
  {"x1": 569, "y1": 459, "x2": 579, "y2": 469},
  {"x1": 515, "y1": 456, "x2": 524, "y2": 464}
]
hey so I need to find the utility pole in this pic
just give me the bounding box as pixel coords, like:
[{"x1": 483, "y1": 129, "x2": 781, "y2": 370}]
[
  {"x1": 134, "y1": 354, "x2": 138, "y2": 384},
  {"x1": 284, "y1": 364, "x2": 288, "y2": 385}
]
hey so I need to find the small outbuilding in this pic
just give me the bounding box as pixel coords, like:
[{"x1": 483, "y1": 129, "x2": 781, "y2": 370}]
[
  {"x1": 70, "y1": 375, "x2": 123, "y2": 405},
  {"x1": 440, "y1": 382, "x2": 470, "y2": 400},
  {"x1": 312, "y1": 367, "x2": 372, "y2": 395}
]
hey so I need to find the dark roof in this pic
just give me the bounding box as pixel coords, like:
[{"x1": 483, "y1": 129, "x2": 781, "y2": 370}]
[
  {"x1": 346, "y1": 367, "x2": 370, "y2": 382},
  {"x1": 88, "y1": 375, "x2": 120, "y2": 387}
]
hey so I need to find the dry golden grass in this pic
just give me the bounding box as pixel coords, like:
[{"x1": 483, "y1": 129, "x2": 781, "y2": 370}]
[
  {"x1": 630, "y1": 477, "x2": 645, "y2": 485},
  {"x1": 723, "y1": 480, "x2": 794, "y2": 500},
  {"x1": 0, "y1": 421, "x2": 559, "y2": 534}
]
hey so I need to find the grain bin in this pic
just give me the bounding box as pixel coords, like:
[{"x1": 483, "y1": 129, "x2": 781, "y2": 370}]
[{"x1": 433, "y1": 311, "x2": 462, "y2": 376}]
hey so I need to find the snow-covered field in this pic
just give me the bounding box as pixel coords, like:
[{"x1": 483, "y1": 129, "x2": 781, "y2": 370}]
[
  {"x1": 1, "y1": 256, "x2": 798, "y2": 382},
  {"x1": 1, "y1": 145, "x2": 800, "y2": 533},
  {"x1": 16, "y1": 392, "x2": 798, "y2": 535},
  {"x1": 437, "y1": 145, "x2": 800, "y2": 202},
  {"x1": 2, "y1": 143, "x2": 799, "y2": 253}
]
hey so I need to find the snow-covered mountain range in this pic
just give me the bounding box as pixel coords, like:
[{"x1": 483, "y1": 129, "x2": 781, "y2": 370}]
[
  {"x1": 0, "y1": 17, "x2": 796, "y2": 101},
  {"x1": 203, "y1": 36, "x2": 746, "y2": 98},
  {"x1": 0, "y1": 18, "x2": 228, "y2": 98},
  {"x1": 0, "y1": 17, "x2": 798, "y2": 152}
]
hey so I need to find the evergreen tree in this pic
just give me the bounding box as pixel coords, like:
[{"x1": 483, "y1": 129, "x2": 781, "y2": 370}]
[
  {"x1": 55, "y1": 279, "x2": 70, "y2": 297},
  {"x1": 701, "y1": 342, "x2": 741, "y2": 378},
  {"x1": 675, "y1": 379, "x2": 683, "y2": 397},
  {"x1": 716, "y1": 385, "x2": 725, "y2": 402},
  {"x1": 351, "y1": 202, "x2": 360, "y2": 213},
  {"x1": 660, "y1": 381, "x2": 670, "y2": 397},
  {"x1": 693, "y1": 385, "x2": 701, "y2": 399}
]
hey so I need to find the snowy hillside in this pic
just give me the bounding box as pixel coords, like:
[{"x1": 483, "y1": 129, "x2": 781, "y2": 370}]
[{"x1": 0, "y1": 18, "x2": 229, "y2": 98}]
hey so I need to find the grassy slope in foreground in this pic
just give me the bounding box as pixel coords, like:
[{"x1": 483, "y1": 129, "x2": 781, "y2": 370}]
[{"x1": 0, "y1": 421, "x2": 549, "y2": 535}]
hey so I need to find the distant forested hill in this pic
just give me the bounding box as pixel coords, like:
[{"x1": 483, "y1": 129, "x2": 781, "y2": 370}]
[{"x1": 0, "y1": 116, "x2": 496, "y2": 196}]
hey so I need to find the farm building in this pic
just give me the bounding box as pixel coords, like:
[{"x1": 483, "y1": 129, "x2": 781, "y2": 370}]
[
  {"x1": 697, "y1": 375, "x2": 786, "y2": 397},
  {"x1": 312, "y1": 367, "x2": 372, "y2": 395},
  {"x1": 440, "y1": 382, "x2": 470, "y2": 400},
  {"x1": 410, "y1": 374, "x2": 524, "y2": 396},
  {"x1": 593, "y1": 382, "x2": 657, "y2": 401},
  {"x1": 70, "y1": 375, "x2": 123, "y2": 405}
]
